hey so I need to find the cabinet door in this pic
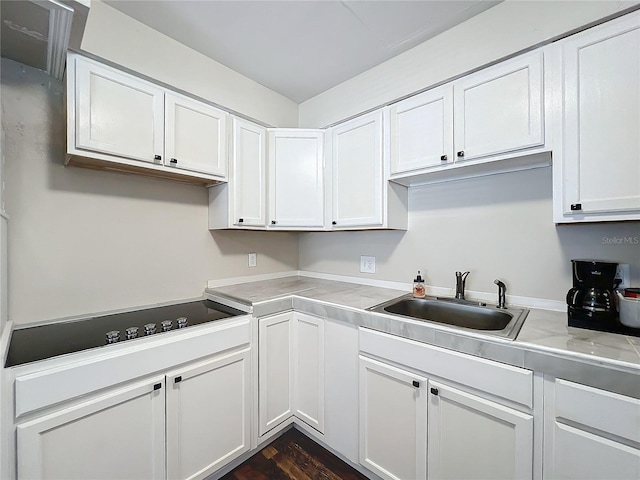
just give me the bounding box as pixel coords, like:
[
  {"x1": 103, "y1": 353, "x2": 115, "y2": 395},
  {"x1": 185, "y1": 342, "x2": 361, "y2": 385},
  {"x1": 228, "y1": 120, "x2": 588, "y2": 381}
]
[
  {"x1": 331, "y1": 111, "x2": 383, "y2": 228},
  {"x1": 559, "y1": 12, "x2": 640, "y2": 217},
  {"x1": 17, "y1": 377, "x2": 165, "y2": 480},
  {"x1": 74, "y1": 57, "x2": 164, "y2": 164},
  {"x1": 292, "y1": 313, "x2": 324, "y2": 433},
  {"x1": 165, "y1": 93, "x2": 228, "y2": 177},
  {"x1": 268, "y1": 130, "x2": 324, "y2": 228},
  {"x1": 428, "y1": 380, "x2": 533, "y2": 480},
  {"x1": 229, "y1": 117, "x2": 267, "y2": 227},
  {"x1": 359, "y1": 356, "x2": 427, "y2": 480},
  {"x1": 389, "y1": 84, "x2": 454, "y2": 174},
  {"x1": 258, "y1": 312, "x2": 294, "y2": 435},
  {"x1": 453, "y1": 51, "x2": 544, "y2": 161},
  {"x1": 551, "y1": 423, "x2": 640, "y2": 480},
  {"x1": 166, "y1": 348, "x2": 251, "y2": 480}
]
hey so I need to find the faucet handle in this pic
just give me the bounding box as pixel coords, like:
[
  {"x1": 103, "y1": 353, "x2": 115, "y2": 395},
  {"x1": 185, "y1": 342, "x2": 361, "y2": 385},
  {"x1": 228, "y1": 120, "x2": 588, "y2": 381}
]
[{"x1": 494, "y1": 279, "x2": 507, "y2": 309}]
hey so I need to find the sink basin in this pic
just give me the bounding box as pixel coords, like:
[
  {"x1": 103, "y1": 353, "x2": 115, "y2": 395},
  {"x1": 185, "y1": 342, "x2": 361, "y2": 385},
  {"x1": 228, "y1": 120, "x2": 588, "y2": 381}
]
[{"x1": 368, "y1": 294, "x2": 528, "y2": 340}]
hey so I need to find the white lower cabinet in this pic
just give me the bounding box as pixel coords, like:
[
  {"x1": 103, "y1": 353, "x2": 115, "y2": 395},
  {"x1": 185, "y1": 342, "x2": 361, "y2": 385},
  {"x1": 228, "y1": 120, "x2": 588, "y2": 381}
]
[
  {"x1": 292, "y1": 313, "x2": 325, "y2": 432},
  {"x1": 544, "y1": 378, "x2": 640, "y2": 480},
  {"x1": 258, "y1": 312, "x2": 325, "y2": 437},
  {"x1": 258, "y1": 312, "x2": 294, "y2": 435},
  {"x1": 428, "y1": 380, "x2": 533, "y2": 480},
  {"x1": 358, "y1": 327, "x2": 535, "y2": 480},
  {"x1": 17, "y1": 376, "x2": 166, "y2": 480},
  {"x1": 166, "y1": 348, "x2": 251, "y2": 480},
  {"x1": 359, "y1": 356, "x2": 428, "y2": 480}
]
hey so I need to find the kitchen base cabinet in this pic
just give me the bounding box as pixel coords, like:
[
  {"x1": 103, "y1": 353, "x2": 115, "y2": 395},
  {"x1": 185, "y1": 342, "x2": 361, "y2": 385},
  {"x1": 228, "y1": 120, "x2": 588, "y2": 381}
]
[
  {"x1": 17, "y1": 376, "x2": 166, "y2": 480},
  {"x1": 428, "y1": 380, "x2": 533, "y2": 480},
  {"x1": 166, "y1": 348, "x2": 251, "y2": 480},
  {"x1": 258, "y1": 312, "x2": 294, "y2": 435},
  {"x1": 359, "y1": 356, "x2": 428, "y2": 480},
  {"x1": 544, "y1": 377, "x2": 640, "y2": 480},
  {"x1": 292, "y1": 313, "x2": 324, "y2": 433},
  {"x1": 323, "y1": 319, "x2": 359, "y2": 464}
]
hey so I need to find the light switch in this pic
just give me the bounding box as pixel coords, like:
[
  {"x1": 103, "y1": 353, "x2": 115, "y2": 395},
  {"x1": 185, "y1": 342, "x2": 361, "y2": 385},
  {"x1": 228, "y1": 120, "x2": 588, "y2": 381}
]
[{"x1": 248, "y1": 253, "x2": 257, "y2": 268}]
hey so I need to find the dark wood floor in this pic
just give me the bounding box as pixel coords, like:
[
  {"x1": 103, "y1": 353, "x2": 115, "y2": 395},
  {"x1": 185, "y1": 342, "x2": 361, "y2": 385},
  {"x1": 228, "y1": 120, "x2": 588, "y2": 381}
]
[{"x1": 221, "y1": 428, "x2": 369, "y2": 480}]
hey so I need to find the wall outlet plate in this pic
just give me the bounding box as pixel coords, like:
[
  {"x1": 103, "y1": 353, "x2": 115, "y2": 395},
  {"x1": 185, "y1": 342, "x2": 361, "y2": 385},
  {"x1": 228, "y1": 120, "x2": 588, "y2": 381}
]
[
  {"x1": 248, "y1": 252, "x2": 257, "y2": 268},
  {"x1": 360, "y1": 255, "x2": 376, "y2": 274},
  {"x1": 616, "y1": 263, "x2": 630, "y2": 289}
]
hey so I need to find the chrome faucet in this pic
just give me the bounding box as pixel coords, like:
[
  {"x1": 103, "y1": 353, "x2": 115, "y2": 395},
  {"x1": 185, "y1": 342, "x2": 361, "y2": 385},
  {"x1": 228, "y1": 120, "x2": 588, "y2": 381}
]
[
  {"x1": 455, "y1": 271, "x2": 470, "y2": 299},
  {"x1": 494, "y1": 279, "x2": 507, "y2": 309}
]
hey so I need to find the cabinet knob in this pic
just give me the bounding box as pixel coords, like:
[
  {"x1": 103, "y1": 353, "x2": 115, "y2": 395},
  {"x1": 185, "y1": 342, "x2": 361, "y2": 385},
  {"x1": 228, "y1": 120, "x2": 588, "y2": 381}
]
[
  {"x1": 332, "y1": 221, "x2": 337, "y2": 225},
  {"x1": 238, "y1": 218, "x2": 244, "y2": 223},
  {"x1": 441, "y1": 155, "x2": 448, "y2": 162},
  {"x1": 271, "y1": 220, "x2": 277, "y2": 225},
  {"x1": 430, "y1": 387, "x2": 439, "y2": 396},
  {"x1": 412, "y1": 380, "x2": 420, "y2": 388},
  {"x1": 457, "y1": 151, "x2": 464, "y2": 157},
  {"x1": 170, "y1": 158, "x2": 178, "y2": 164},
  {"x1": 570, "y1": 203, "x2": 582, "y2": 211},
  {"x1": 154, "y1": 383, "x2": 162, "y2": 390},
  {"x1": 174, "y1": 376, "x2": 182, "y2": 384},
  {"x1": 154, "y1": 155, "x2": 162, "y2": 161}
]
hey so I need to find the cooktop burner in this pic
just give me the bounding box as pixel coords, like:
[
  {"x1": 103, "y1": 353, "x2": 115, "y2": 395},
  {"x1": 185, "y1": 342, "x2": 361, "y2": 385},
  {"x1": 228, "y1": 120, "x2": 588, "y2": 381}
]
[{"x1": 5, "y1": 299, "x2": 245, "y2": 367}]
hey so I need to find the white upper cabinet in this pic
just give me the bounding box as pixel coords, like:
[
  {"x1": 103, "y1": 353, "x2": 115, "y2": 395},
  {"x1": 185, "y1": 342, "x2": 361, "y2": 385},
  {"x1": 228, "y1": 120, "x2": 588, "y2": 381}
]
[
  {"x1": 67, "y1": 53, "x2": 227, "y2": 185},
  {"x1": 73, "y1": 56, "x2": 164, "y2": 164},
  {"x1": 330, "y1": 111, "x2": 384, "y2": 228},
  {"x1": 230, "y1": 117, "x2": 267, "y2": 227},
  {"x1": 209, "y1": 117, "x2": 267, "y2": 229},
  {"x1": 552, "y1": 11, "x2": 640, "y2": 223},
  {"x1": 389, "y1": 84, "x2": 454, "y2": 174},
  {"x1": 165, "y1": 92, "x2": 228, "y2": 177},
  {"x1": 389, "y1": 49, "x2": 550, "y2": 186},
  {"x1": 454, "y1": 50, "x2": 544, "y2": 162},
  {"x1": 268, "y1": 129, "x2": 325, "y2": 229}
]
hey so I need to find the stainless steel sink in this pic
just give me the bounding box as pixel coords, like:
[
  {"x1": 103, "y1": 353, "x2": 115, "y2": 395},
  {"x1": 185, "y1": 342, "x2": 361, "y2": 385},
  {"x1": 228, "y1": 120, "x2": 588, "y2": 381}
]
[{"x1": 368, "y1": 294, "x2": 529, "y2": 340}]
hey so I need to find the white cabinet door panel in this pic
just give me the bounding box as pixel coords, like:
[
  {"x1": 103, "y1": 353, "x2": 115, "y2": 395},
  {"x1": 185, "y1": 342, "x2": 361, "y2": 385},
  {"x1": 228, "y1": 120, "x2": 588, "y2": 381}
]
[
  {"x1": 75, "y1": 58, "x2": 164, "y2": 164},
  {"x1": 230, "y1": 118, "x2": 267, "y2": 227},
  {"x1": 390, "y1": 84, "x2": 454, "y2": 174},
  {"x1": 165, "y1": 93, "x2": 228, "y2": 177},
  {"x1": 17, "y1": 377, "x2": 165, "y2": 480},
  {"x1": 258, "y1": 313, "x2": 294, "y2": 435},
  {"x1": 331, "y1": 111, "x2": 383, "y2": 227},
  {"x1": 561, "y1": 12, "x2": 640, "y2": 216},
  {"x1": 166, "y1": 349, "x2": 251, "y2": 480},
  {"x1": 454, "y1": 51, "x2": 544, "y2": 161},
  {"x1": 552, "y1": 422, "x2": 640, "y2": 480},
  {"x1": 359, "y1": 356, "x2": 427, "y2": 480},
  {"x1": 292, "y1": 313, "x2": 324, "y2": 433},
  {"x1": 268, "y1": 130, "x2": 324, "y2": 228},
  {"x1": 428, "y1": 381, "x2": 533, "y2": 480}
]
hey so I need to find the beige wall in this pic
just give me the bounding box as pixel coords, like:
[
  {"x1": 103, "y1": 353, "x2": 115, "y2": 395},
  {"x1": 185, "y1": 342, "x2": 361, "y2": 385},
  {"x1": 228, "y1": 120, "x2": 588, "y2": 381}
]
[
  {"x1": 299, "y1": 0, "x2": 640, "y2": 127},
  {"x1": 1, "y1": 59, "x2": 298, "y2": 325},
  {"x1": 81, "y1": 1, "x2": 298, "y2": 128},
  {"x1": 299, "y1": 168, "x2": 639, "y2": 302}
]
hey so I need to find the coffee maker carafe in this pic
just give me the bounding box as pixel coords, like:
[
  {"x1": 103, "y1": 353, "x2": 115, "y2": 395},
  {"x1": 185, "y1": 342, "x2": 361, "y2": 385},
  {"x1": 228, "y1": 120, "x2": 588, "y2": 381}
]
[{"x1": 567, "y1": 259, "x2": 620, "y2": 332}]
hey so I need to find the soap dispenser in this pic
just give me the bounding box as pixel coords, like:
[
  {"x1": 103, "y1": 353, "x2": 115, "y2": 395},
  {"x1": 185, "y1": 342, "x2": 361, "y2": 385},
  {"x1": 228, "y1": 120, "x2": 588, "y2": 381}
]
[{"x1": 413, "y1": 271, "x2": 426, "y2": 298}]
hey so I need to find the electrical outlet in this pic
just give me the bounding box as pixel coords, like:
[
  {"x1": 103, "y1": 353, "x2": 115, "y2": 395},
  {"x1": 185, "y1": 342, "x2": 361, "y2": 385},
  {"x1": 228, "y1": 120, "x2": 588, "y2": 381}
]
[
  {"x1": 616, "y1": 263, "x2": 630, "y2": 289},
  {"x1": 248, "y1": 253, "x2": 257, "y2": 268},
  {"x1": 360, "y1": 255, "x2": 376, "y2": 274}
]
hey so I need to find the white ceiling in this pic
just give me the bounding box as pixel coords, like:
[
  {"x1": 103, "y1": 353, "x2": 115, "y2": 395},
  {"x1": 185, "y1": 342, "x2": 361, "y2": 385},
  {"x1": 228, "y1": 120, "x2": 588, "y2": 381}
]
[{"x1": 104, "y1": 0, "x2": 501, "y2": 103}]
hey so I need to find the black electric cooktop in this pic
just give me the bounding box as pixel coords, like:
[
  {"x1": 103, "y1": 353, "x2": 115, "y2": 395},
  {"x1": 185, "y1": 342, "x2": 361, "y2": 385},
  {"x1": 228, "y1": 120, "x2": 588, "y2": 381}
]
[{"x1": 5, "y1": 299, "x2": 245, "y2": 367}]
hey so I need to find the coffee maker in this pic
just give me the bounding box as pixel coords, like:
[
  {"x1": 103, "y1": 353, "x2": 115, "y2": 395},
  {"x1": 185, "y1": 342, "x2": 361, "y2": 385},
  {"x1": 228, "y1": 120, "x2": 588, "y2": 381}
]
[{"x1": 566, "y1": 259, "x2": 635, "y2": 335}]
